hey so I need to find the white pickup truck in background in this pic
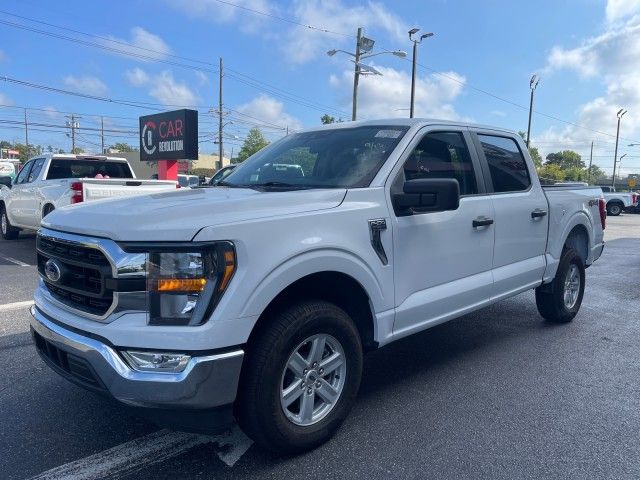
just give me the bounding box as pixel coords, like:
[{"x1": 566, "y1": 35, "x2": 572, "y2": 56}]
[
  {"x1": 30, "y1": 119, "x2": 605, "y2": 453},
  {"x1": 599, "y1": 186, "x2": 637, "y2": 216},
  {"x1": 0, "y1": 154, "x2": 177, "y2": 239}
]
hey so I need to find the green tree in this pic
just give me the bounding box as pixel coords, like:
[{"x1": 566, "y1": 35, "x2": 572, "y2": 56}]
[
  {"x1": 237, "y1": 128, "x2": 269, "y2": 162},
  {"x1": 545, "y1": 150, "x2": 585, "y2": 169},
  {"x1": 587, "y1": 165, "x2": 605, "y2": 182},
  {"x1": 537, "y1": 164, "x2": 566, "y2": 184},
  {"x1": 110, "y1": 142, "x2": 138, "y2": 152},
  {"x1": 564, "y1": 166, "x2": 587, "y2": 182},
  {"x1": 529, "y1": 146, "x2": 542, "y2": 168},
  {"x1": 71, "y1": 147, "x2": 85, "y2": 154},
  {"x1": 321, "y1": 114, "x2": 335, "y2": 124}
]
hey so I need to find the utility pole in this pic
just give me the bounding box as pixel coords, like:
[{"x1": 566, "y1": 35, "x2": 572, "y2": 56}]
[
  {"x1": 218, "y1": 57, "x2": 224, "y2": 170},
  {"x1": 526, "y1": 75, "x2": 540, "y2": 148},
  {"x1": 100, "y1": 116, "x2": 105, "y2": 154},
  {"x1": 588, "y1": 141, "x2": 593, "y2": 184},
  {"x1": 612, "y1": 108, "x2": 627, "y2": 188},
  {"x1": 351, "y1": 27, "x2": 363, "y2": 121},
  {"x1": 65, "y1": 114, "x2": 80, "y2": 152},
  {"x1": 24, "y1": 108, "x2": 29, "y2": 157}
]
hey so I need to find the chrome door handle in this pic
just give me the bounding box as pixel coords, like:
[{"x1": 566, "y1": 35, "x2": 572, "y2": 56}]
[
  {"x1": 472, "y1": 216, "x2": 494, "y2": 228},
  {"x1": 531, "y1": 209, "x2": 548, "y2": 219}
]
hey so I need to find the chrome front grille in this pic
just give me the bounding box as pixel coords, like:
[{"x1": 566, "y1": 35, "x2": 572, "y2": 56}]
[
  {"x1": 37, "y1": 233, "x2": 114, "y2": 316},
  {"x1": 36, "y1": 228, "x2": 148, "y2": 322}
]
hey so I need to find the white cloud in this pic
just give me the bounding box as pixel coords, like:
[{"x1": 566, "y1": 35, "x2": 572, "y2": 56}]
[
  {"x1": 490, "y1": 110, "x2": 507, "y2": 117},
  {"x1": 63, "y1": 75, "x2": 108, "y2": 96},
  {"x1": 546, "y1": 15, "x2": 640, "y2": 78},
  {"x1": 329, "y1": 66, "x2": 466, "y2": 120},
  {"x1": 0, "y1": 93, "x2": 13, "y2": 106},
  {"x1": 171, "y1": 0, "x2": 273, "y2": 33},
  {"x1": 283, "y1": 0, "x2": 408, "y2": 64},
  {"x1": 125, "y1": 67, "x2": 150, "y2": 86},
  {"x1": 194, "y1": 70, "x2": 209, "y2": 86},
  {"x1": 102, "y1": 27, "x2": 171, "y2": 61},
  {"x1": 606, "y1": 0, "x2": 640, "y2": 22},
  {"x1": 0, "y1": 49, "x2": 6, "y2": 62},
  {"x1": 540, "y1": 11, "x2": 640, "y2": 170},
  {"x1": 149, "y1": 71, "x2": 199, "y2": 107},
  {"x1": 236, "y1": 93, "x2": 303, "y2": 133},
  {"x1": 43, "y1": 106, "x2": 60, "y2": 118}
]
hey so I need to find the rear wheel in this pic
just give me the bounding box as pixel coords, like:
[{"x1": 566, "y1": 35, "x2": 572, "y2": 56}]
[
  {"x1": 607, "y1": 202, "x2": 623, "y2": 216},
  {"x1": 535, "y1": 248, "x2": 585, "y2": 323},
  {"x1": 0, "y1": 205, "x2": 19, "y2": 240},
  {"x1": 237, "y1": 300, "x2": 363, "y2": 454}
]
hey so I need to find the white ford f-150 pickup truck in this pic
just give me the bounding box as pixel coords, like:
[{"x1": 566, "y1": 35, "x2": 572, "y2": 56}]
[
  {"x1": 599, "y1": 186, "x2": 637, "y2": 216},
  {"x1": 0, "y1": 154, "x2": 178, "y2": 239},
  {"x1": 29, "y1": 119, "x2": 605, "y2": 453}
]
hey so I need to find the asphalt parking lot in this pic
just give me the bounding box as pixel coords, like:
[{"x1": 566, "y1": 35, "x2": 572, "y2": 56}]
[{"x1": 1, "y1": 215, "x2": 639, "y2": 480}]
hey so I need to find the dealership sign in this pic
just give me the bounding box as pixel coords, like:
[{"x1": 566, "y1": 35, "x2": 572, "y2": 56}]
[{"x1": 139, "y1": 109, "x2": 198, "y2": 162}]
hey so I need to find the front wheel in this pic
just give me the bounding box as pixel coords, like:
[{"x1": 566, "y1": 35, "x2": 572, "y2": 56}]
[
  {"x1": 535, "y1": 248, "x2": 585, "y2": 323},
  {"x1": 1, "y1": 206, "x2": 19, "y2": 240},
  {"x1": 236, "y1": 301, "x2": 363, "y2": 454}
]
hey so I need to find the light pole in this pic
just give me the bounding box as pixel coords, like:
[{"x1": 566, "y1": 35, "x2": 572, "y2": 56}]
[
  {"x1": 408, "y1": 28, "x2": 434, "y2": 119},
  {"x1": 526, "y1": 75, "x2": 540, "y2": 148},
  {"x1": 327, "y1": 31, "x2": 406, "y2": 121},
  {"x1": 612, "y1": 108, "x2": 627, "y2": 187},
  {"x1": 613, "y1": 153, "x2": 627, "y2": 188}
]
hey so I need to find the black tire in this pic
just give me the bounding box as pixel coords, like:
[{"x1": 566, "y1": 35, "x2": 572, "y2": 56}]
[
  {"x1": 535, "y1": 248, "x2": 585, "y2": 323},
  {"x1": 0, "y1": 205, "x2": 19, "y2": 240},
  {"x1": 236, "y1": 300, "x2": 363, "y2": 454},
  {"x1": 42, "y1": 204, "x2": 55, "y2": 218},
  {"x1": 606, "y1": 202, "x2": 623, "y2": 216}
]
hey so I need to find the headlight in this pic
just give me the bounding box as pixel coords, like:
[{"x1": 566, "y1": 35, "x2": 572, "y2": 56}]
[{"x1": 146, "y1": 242, "x2": 236, "y2": 326}]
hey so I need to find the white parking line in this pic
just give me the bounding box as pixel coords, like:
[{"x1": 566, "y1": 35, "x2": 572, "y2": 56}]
[
  {"x1": 29, "y1": 426, "x2": 253, "y2": 480},
  {"x1": 0, "y1": 300, "x2": 34, "y2": 312},
  {"x1": 0, "y1": 254, "x2": 32, "y2": 267}
]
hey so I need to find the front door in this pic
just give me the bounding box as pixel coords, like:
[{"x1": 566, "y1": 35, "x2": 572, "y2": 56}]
[
  {"x1": 7, "y1": 159, "x2": 34, "y2": 227},
  {"x1": 390, "y1": 128, "x2": 495, "y2": 339}
]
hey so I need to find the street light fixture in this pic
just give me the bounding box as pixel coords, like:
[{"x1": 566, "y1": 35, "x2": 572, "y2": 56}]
[
  {"x1": 408, "y1": 28, "x2": 434, "y2": 118},
  {"x1": 526, "y1": 75, "x2": 540, "y2": 148},
  {"x1": 327, "y1": 27, "x2": 406, "y2": 121},
  {"x1": 612, "y1": 108, "x2": 627, "y2": 187}
]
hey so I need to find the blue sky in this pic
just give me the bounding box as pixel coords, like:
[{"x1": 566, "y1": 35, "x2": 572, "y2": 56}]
[{"x1": 1, "y1": 0, "x2": 640, "y2": 176}]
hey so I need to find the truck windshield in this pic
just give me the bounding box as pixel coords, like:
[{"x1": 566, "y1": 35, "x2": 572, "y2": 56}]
[
  {"x1": 222, "y1": 125, "x2": 409, "y2": 189},
  {"x1": 46, "y1": 160, "x2": 134, "y2": 180}
]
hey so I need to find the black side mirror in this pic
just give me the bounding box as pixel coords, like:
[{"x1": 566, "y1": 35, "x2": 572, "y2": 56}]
[
  {"x1": 0, "y1": 176, "x2": 12, "y2": 189},
  {"x1": 393, "y1": 178, "x2": 460, "y2": 216}
]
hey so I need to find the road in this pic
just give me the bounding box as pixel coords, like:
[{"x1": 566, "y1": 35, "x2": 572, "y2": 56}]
[{"x1": 1, "y1": 216, "x2": 639, "y2": 479}]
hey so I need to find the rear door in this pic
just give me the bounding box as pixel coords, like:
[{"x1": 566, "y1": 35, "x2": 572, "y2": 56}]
[
  {"x1": 471, "y1": 131, "x2": 548, "y2": 298},
  {"x1": 390, "y1": 127, "x2": 495, "y2": 338}
]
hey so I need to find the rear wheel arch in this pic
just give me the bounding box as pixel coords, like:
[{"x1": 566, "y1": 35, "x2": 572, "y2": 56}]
[
  {"x1": 42, "y1": 203, "x2": 55, "y2": 218},
  {"x1": 564, "y1": 224, "x2": 589, "y2": 264}
]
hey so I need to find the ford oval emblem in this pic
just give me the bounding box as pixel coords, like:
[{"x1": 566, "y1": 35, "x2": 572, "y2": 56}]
[{"x1": 44, "y1": 259, "x2": 62, "y2": 283}]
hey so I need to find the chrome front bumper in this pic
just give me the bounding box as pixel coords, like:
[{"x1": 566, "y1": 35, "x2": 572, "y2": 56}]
[{"x1": 30, "y1": 305, "x2": 244, "y2": 410}]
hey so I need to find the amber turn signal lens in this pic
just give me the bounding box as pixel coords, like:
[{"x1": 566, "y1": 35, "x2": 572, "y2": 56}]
[
  {"x1": 218, "y1": 250, "x2": 236, "y2": 292},
  {"x1": 155, "y1": 278, "x2": 207, "y2": 292}
]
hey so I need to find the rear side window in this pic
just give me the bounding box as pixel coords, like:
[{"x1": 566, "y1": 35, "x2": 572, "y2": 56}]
[
  {"x1": 478, "y1": 135, "x2": 531, "y2": 193},
  {"x1": 403, "y1": 131, "x2": 478, "y2": 196},
  {"x1": 15, "y1": 160, "x2": 33, "y2": 184},
  {"x1": 46, "y1": 160, "x2": 134, "y2": 180}
]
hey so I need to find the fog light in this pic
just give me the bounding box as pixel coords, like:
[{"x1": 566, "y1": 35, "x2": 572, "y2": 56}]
[{"x1": 122, "y1": 351, "x2": 191, "y2": 373}]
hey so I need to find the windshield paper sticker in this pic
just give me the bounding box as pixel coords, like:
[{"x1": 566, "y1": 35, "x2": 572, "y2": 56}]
[{"x1": 375, "y1": 129, "x2": 403, "y2": 138}]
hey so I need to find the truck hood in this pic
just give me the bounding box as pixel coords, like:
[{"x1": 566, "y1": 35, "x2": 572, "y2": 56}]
[{"x1": 42, "y1": 187, "x2": 347, "y2": 241}]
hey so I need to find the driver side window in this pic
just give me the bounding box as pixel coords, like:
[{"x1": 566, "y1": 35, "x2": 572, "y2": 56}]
[
  {"x1": 403, "y1": 132, "x2": 478, "y2": 196},
  {"x1": 15, "y1": 160, "x2": 33, "y2": 184}
]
